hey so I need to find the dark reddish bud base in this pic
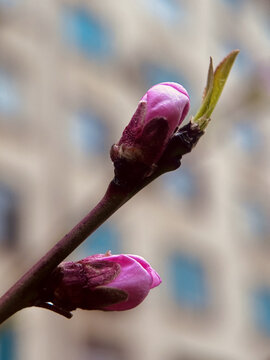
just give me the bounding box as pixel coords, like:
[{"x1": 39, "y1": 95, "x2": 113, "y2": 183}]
[
  {"x1": 158, "y1": 121, "x2": 204, "y2": 171},
  {"x1": 112, "y1": 120, "x2": 204, "y2": 187},
  {"x1": 38, "y1": 260, "x2": 128, "y2": 313},
  {"x1": 111, "y1": 117, "x2": 169, "y2": 186}
]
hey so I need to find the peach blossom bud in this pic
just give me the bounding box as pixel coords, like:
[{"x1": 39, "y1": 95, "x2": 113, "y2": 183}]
[
  {"x1": 111, "y1": 82, "x2": 190, "y2": 167},
  {"x1": 47, "y1": 253, "x2": 161, "y2": 311}
]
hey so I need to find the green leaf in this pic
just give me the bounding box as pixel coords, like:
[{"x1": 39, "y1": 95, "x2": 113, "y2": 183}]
[
  {"x1": 193, "y1": 49, "x2": 239, "y2": 130},
  {"x1": 193, "y1": 57, "x2": 214, "y2": 121}
]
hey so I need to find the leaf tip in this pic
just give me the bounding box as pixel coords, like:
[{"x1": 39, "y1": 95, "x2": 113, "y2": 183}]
[{"x1": 192, "y1": 49, "x2": 240, "y2": 130}]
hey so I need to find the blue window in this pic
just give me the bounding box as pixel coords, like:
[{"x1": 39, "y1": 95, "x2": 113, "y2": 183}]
[
  {"x1": 242, "y1": 202, "x2": 268, "y2": 238},
  {"x1": 220, "y1": 0, "x2": 243, "y2": 8},
  {"x1": 0, "y1": 70, "x2": 20, "y2": 117},
  {"x1": 252, "y1": 287, "x2": 270, "y2": 336},
  {"x1": 141, "y1": 63, "x2": 190, "y2": 92},
  {"x1": 262, "y1": 13, "x2": 270, "y2": 41},
  {"x1": 169, "y1": 253, "x2": 209, "y2": 309},
  {"x1": 62, "y1": 7, "x2": 112, "y2": 59},
  {"x1": 0, "y1": 326, "x2": 16, "y2": 360},
  {"x1": 232, "y1": 122, "x2": 262, "y2": 154},
  {"x1": 70, "y1": 110, "x2": 107, "y2": 155},
  {"x1": 0, "y1": 0, "x2": 18, "y2": 7},
  {"x1": 81, "y1": 222, "x2": 121, "y2": 256},
  {"x1": 222, "y1": 45, "x2": 253, "y2": 76},
  {"x1": 164, "y1": 167, "x2": 198, "y2": 200},
  {"x1": 0, "y1": 184, "x2": 18, "y2": 247},
  {"x1": 143, "y1": 0, "x2": 187, "y2": 25}
]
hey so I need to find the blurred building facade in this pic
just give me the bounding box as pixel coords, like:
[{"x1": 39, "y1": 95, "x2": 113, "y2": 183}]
[{"x1": 0, "y1": 0, "x2": 270, "y2": 359}]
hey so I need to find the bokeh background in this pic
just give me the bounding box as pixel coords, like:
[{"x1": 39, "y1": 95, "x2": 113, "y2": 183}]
[{"x1": 0, "y1": 0, "x2": 270, "y2": 359}]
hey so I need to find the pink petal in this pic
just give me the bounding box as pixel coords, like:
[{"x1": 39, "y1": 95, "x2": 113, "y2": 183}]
[
  {"x1": 101, "y1": 254, "x2": 153, "y2": 310},
  {"x1": 141, "y1": 82, "x2": 190, "y2": 133},
  {"x1": 127, "y1": 255, "x2": 162, "y2": 288}
]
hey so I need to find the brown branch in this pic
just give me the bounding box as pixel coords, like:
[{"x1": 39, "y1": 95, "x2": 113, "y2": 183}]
[
  {"x1": 0, "y1": 121, "x2": 203, "y2": 325},
  {"x1": 0, "y1": 180, "x2": 132, "y2": 324}
]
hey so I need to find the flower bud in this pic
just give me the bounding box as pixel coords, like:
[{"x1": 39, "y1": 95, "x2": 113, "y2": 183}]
[
  {"x1": 46, "y1": 253, "x2": 161, "y2": 312},
  {"x1": 111, "y1": 82, "x2": 190, "y2": 167}
]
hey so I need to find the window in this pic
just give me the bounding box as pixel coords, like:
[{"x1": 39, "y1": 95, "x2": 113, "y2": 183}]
[
  {"x1": 241, "y1": 202, "x2": 268, "y2": 239},
  {"x1": 221, "y1": 45, "x2": 253, "y2": 76},
  {"x1": 169, "y1": 253, "x2": 209, "y2": 309},
  {"x1": 0, "y1": 184, "x2": 19, "y2": 247},
  {"x1": 232, "y1": 122, "x2": 262, "y2": 154},
  {"x1": 62, "y1": 7, "x2": 112, "y2": 59},
  {"x1": 252, "y1": 287, "x2": 270, "y2": 336},
  {"x1": 220, "y1": 0, "x2": 243, "y2": 8},
  {"x1": 164, "y1": 166, "x2": 198, "y2": 200},
  {"x1": 142, "y1": 0, "x2": 187, "y2": 25},
  {"x1": 0, "y1": 70, "x2": 21, "y2": 117},
  {"x1": 262, "y1": 12, "x2": 270, "y2": 42},
  {"x1": 141, "y1": 63, "x2": 189, "y2": 91},
  {"x1": 70, "y1": 110, "x2": 107, "y2": 155},
  {"x1": 0, "y1": 0, "x2": 18, "y2": 7},
  {"x1": 0, "y1": 326, "x2": 16, "y2": 360},
  {"x1": 80, "y1": 222, "x2": 121, "y2": 256}
]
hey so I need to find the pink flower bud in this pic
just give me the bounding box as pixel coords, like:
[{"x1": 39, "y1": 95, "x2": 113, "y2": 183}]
[
  {"x1": 48, "y1": 253, "x2": 161, "y2": 312},
  {"x1": 111, "y1": 82, "x2": 190, "y2": 166}
]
